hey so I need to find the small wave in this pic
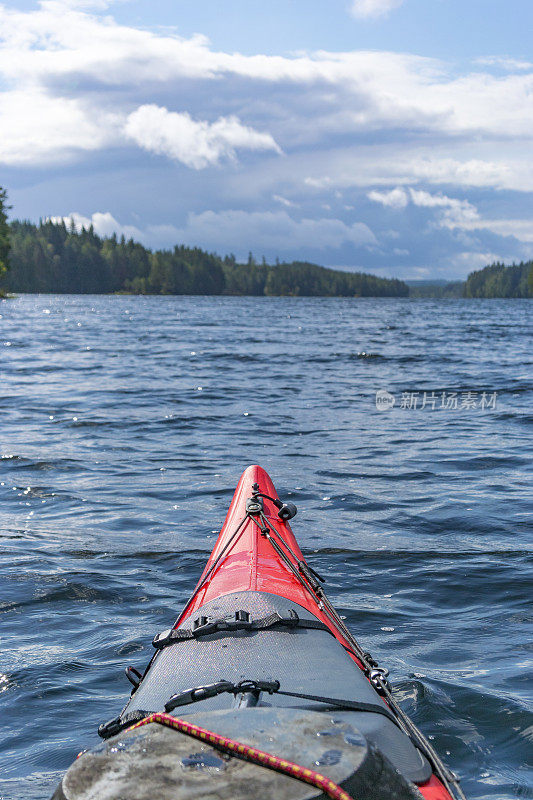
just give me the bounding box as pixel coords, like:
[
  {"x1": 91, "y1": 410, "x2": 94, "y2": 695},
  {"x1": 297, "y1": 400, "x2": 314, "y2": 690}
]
[{"x1": 350, "y1": 352, "x2": 386, "y2": 360}]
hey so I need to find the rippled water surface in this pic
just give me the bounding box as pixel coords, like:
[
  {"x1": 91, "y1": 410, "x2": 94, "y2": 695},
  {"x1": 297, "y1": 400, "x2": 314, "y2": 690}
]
[{"x1": 1, "y1": 295, "x2": 531, "y2": 799}]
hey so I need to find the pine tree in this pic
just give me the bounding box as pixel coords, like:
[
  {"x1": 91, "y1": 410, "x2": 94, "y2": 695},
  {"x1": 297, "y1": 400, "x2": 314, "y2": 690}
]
[{"x1": 0, "y1": 187, "x2": 11, "y2": 280}]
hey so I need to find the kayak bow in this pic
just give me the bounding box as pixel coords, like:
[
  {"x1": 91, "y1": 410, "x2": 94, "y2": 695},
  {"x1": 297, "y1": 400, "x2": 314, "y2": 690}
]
[{"x1": 53, "y1": 465, "x2": 465, "y2": 800}]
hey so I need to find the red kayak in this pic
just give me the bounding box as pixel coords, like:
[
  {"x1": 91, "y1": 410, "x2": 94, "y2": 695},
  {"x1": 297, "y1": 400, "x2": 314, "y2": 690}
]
[{"x1": 54, "y1": 466, "x2": 465, "y2": 800}]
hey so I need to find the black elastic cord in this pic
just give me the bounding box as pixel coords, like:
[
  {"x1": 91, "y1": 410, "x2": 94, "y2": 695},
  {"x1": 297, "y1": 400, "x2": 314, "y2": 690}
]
[
  {"x1": 274, "y1": 688, "x2": 399, "y2": 726},
  {"x1": 163, "y1": 678, "x2": 400, "y2": 727},
  {"x1": 258, "y1": 511, "x2": 301, "y2": 564},
  {"x1": 251, "y1": 490, "x2": 283, "y2": 509},
  {"x1": 249, "y1": 514, "x2": 312, "y2": 596},
  {"x1": 257, "y1": 511, "x2": 325, "y2": 586},
  {"x1": 186, "y1": 513, "x2": 249, "y2": 600}
]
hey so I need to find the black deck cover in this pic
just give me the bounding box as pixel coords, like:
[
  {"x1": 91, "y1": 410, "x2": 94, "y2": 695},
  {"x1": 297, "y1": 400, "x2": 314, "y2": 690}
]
[{"x1": 122, "y1": 590, "x2": 431, "y2": 784}]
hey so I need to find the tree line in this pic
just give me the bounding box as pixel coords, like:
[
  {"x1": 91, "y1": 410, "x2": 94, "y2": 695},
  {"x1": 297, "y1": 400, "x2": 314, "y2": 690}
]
[
  {"x1": 407, "y1": 280, "x2": 465, "y2": 299},
  {"x1": 0, "y1": 217, "x2": 409, "y2": 297},
  {"x1": 0, "y1": 188, "x2": 9, "y2": 295},
  {"x1": 463, "y1": 261, "x2": 533, "y2": 298}
]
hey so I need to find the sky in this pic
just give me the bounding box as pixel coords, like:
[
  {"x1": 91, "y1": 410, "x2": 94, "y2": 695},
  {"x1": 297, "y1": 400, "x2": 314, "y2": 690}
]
[{"x1": 1, "y1": 0, "x2": 532, "y2": 280}]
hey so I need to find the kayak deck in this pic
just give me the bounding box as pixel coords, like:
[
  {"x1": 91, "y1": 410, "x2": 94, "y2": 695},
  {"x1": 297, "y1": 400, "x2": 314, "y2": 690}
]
[{"x1": 123, "y1": 589, "x2": 431, "y2": 784}]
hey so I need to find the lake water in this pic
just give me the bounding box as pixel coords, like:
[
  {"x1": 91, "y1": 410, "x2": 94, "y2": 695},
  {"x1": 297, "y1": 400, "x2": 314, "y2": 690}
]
[{"x1": 0, "y1": 294, "x2": 531, "y2": 799}]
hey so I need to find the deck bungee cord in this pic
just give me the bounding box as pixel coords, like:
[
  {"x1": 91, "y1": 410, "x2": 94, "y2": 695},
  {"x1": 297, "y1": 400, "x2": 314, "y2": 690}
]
[{"x1": 163, "y1": 678, "x2": 400, "y2": 725}]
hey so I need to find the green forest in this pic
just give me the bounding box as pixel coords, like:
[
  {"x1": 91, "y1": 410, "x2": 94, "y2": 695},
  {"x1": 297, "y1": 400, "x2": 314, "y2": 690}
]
[
  {"x1": 407, "y1": 280, "x2": 465, "y2": 299},
  {"x1": 0, "y1": 218, "x2": 409, "y2": 297},
  {"x1": 0, "y1": 188, "x2": 10, "y2": 293},
  {"x1": 463, "y1": 261, "x2": 532, "y2": 298}
]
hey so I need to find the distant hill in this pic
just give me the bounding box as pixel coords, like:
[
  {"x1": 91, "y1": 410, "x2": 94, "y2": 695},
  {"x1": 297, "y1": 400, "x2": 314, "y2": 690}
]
[
  {"x1": 408, "y1": 261, "x2": 533, "y2": 298},
  {"x1": 1, "y1": 219, "x2": 408, "y2": 297},
  {"x1": 407, "y1": 280, "x2": 464, "y2": 298},
  {"x1": 464, "y1": 261, "x2": 532, "y2": 298}
]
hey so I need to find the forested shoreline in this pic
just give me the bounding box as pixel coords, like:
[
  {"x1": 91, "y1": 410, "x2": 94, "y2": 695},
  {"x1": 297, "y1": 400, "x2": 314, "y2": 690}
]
[
  {"x1": 1, "y1": 215, "x2": 532, "y2": 299},
  {"x1": 1, "y1": 219, "x2": 409, "y2": 297},
  {"x1": 463, "y1": 261, "x2": 532, "y2": 298}
]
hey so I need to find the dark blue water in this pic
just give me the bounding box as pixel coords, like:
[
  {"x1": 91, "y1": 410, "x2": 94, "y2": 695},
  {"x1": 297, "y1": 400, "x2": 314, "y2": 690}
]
[{"x1": 0, "y1": 295, "x2": 531, "y2": 800}]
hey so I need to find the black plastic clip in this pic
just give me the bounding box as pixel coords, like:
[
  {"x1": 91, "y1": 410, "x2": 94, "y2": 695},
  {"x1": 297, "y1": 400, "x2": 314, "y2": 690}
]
[
  {"x1": 282, "y1": 608, "x2": 300, "y2": 627},
  {"x1": 152, "y1": 627, "x2": 173, "y2": 648},
  {"x1": 165, "y1": 680, "x2": 233, "y2": 712},
  {"x1": 125, "y1": 666, "x2": 143, "y2": 690},
  {"x1": 191, "y1": 610, "x2": 253, "y2": 637},
  {"x1": 277, "y1": 502, "x2": 297, "y2": 521},
  {"x1": 363, "y1": 652, "x2": 379, "y2": 668},
  {"x1": 232, "y1": 679, "x2": 280, "y2": 695},
  {"x1": 192, "y1": 615, "x2": 213, "y2": 634},
  {"x1": 98, "y1": 716, "x2": 123, "y2": 739}
]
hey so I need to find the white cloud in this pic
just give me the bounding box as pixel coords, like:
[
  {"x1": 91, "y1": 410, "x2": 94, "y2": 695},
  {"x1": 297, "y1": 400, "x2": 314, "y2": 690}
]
[
  {"x1": 49, "y1": 211, "x2": 142, "y2": 240},
  {"x1": 350, "y1": 0, "x2": 404, "y2": 19},
  {"x1": 305, "y1": 177, "x2": 333, "y2": 189},
  {"x1": 442, "y1": 216, "x2": 533, "y2": 243},
  {"x1": 406, "y1": 158, "x2": 514, "y2": 189},
  {"x1": 469, "y1": 219, "x2": 533, "y2": 242},
  {"x1": 1, "y1": 3, "x2": 532, "y2": 142},
  {"x1": 124, "y1": 105, "x2": 281, "y2": 169},
  {"x1": 407, "y1": 189, "x2": 533, "y2": 244},
  {"x1": 171, "y1": 209, "x2": 377, "y2": 253},
  {"x1": 475, "y1": 56, "x2": 533, "y2": 72},
  {"x1": 305, "y1": 152, "x2": 532, "y2": 194},
  {"x1": 367, "y1": 186, "x2": 533, "y2": 245},
  {"x1": 367, "y1": 187, "x2": 408, "y2": 208},
  {"x1": 0, "y1": 0, "x2": 532, "y2": 270},
  {"x1": 58, "y1": 0, "x2": 111, "y2": 7},
  {"x1": 273, "y1": 194, "x2": 297, "y2": 207},
  {"x1": 0, "y1": 90, "x2": 119, "y2": 164},
  {"x1": 449, "y1": 250, "x2": 512, "y2": 271},
  {"x1": 408, "y1": 189, "x2": 479, "y2": 227},
  {"x1": 48, "y1": 208, "x2": 378, "y2": 254},
  {"x1": 0, "y1": 0, "x2": 531, "y2": 186},
  {"x1": 46, "y1": 0, "x2": 120, "y2": 7},
  {"x1": 368, "y1": 185, "x2": 479, "y2": 226}
]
